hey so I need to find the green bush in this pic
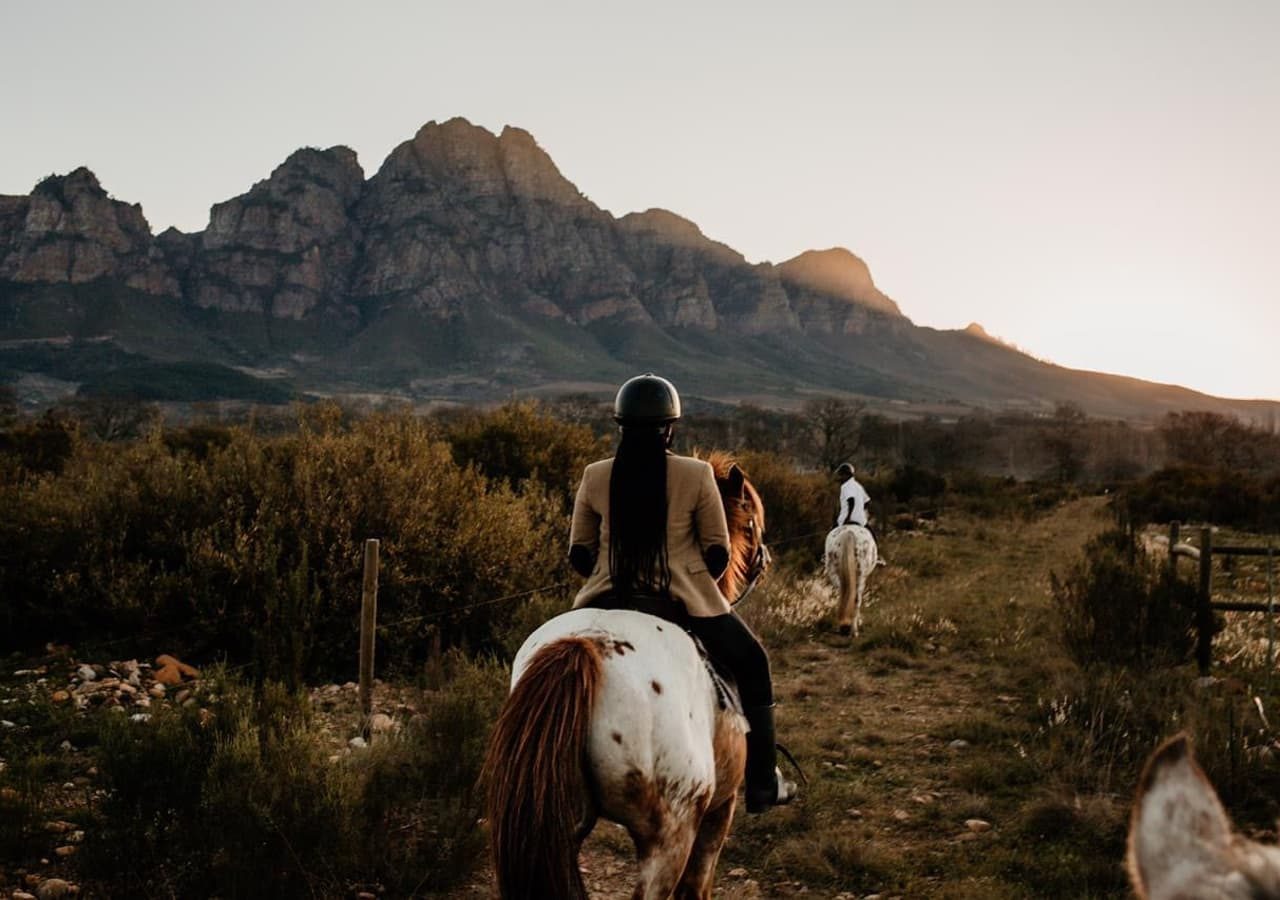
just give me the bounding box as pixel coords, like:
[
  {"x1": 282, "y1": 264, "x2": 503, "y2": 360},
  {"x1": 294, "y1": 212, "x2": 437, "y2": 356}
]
[
  {"x1": 82, "y1": 659, "x2": 508, "y2": 898},
  {"x1": 440, "y1": 400, "x2": 609, "y2": 504},
  {"x1": 1052, "y1": 528, "x2": 1197, "y2": 668},
  {"x1": 733, "y1": 450, "x2": 831, "y2": 559},
  {"x1": 1120, "y1": 466, "x2": 1278, "y2": 531},
  {"x1": 0, "y1": 406, "x2": 567, "y2": 677}
]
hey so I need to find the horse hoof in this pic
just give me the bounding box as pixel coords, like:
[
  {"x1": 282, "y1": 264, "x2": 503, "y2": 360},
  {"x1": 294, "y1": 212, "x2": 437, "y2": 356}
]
[{"x1": 837, "y1": 624, "x2": 852, "y2": 637}]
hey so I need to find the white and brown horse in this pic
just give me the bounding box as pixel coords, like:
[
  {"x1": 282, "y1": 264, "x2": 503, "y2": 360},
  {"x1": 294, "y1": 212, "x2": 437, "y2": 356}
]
[
  {"x1": 481, "y1": 452, "x2": 767, "y2": 900},
  {"x1": 1128, "y1": 733, "x2": 1280, "y2": 899},
  {"x1": 824, "y1": 524, "x2": 877, "y2": 636}
]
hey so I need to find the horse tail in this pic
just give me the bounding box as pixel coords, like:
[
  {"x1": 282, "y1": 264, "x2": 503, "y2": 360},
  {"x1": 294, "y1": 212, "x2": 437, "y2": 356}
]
[
  {"x1": 836, "y1": 529, "x2": 861, "y2": 629},
  {"x1": 482, "y1": 636, "x2": 603, "y2": 900}
]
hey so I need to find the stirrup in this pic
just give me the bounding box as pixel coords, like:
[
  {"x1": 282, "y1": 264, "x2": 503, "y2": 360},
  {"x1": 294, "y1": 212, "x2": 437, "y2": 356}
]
[
  {"x1": 773, "y1": 768, "x2": 799, "y2": 805},
  {"x1": 776, "y1": 742, "x2": 809, "y2": 787},
  {"x1": 747, "y1": 768, "x2": 797, "y2": 813}
]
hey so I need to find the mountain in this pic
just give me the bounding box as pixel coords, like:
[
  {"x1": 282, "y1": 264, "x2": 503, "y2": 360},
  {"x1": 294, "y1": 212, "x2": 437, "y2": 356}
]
[{"x1": 1, "y1": 117, "x2": 1275, "y2": 423}]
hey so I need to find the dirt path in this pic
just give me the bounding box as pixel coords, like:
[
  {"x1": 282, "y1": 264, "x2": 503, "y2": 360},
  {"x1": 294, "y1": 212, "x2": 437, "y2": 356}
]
[{"x1": 462, "y1": 497, "x2": 1111, "y2": 899}]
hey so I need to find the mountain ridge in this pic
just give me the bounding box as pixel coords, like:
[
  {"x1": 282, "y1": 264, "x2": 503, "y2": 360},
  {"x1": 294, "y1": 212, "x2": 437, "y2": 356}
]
[{"x1": 1, "y1": 117, "x2": 1275, "y2": 423}]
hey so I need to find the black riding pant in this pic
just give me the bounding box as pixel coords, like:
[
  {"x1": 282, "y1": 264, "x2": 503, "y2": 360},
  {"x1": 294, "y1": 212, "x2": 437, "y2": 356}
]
[{"x1": 686, "y1": 612, "x2": 773, "y2": 708}]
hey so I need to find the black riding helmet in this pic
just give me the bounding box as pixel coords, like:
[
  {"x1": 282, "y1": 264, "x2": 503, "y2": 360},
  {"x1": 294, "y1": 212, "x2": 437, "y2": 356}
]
[
  {"x1": 835, "y1": 462, "x2": 855, "y2": 480},
  {"x1": 614, "y1": 373, "x2": 681, "y2": 426}
]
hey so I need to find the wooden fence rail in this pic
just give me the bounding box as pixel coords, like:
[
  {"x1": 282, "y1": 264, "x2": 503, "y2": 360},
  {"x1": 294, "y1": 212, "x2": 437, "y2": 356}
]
[{"x1": 1167, "y1": 521, "x2": 1276, "y2": 677}]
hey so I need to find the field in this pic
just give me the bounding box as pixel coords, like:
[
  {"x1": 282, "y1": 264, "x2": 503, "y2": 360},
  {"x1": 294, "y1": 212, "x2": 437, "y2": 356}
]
[
  {"x1": 2, "y1": 404, "x2": 1279, "y2": 898},
  {"x1": 453, "y1": 497, "x2": 1117, "y2": 899}
]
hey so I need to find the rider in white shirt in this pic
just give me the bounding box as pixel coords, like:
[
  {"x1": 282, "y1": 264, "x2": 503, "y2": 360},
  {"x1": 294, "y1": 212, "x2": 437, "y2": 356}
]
[{"x1": 835, "y1": 462, "x2": 870, "y2": 528}]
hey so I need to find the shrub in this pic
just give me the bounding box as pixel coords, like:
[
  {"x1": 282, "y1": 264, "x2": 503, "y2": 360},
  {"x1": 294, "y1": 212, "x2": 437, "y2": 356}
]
[
  {"x1": 733, "y1": 450, "x2": 830, "y2": 556},
  {"x1": 82, "y1": 659, "x2": 508, "y2": 898},
  {"x1": 1052, "y1": 528, "x2": 1197, "y2": 668},
  {"x1": 440, "y1": 400, "x2": 609, "y2": 504},
  {"x1": 1120, "y1": 466, "x2": 1275, "y2": 531},
  {"x1": 0, "y1": 407, "x2": 568, "y2": 677}
]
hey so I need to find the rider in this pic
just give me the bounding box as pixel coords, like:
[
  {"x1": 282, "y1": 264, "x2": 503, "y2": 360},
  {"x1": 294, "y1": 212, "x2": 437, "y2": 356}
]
[
  {"x1": 568, "y1": 373, "x2": 798, "y2": 813},
  {"x1": 834, "y1": 462, "x2": 871, "y2": 529}
]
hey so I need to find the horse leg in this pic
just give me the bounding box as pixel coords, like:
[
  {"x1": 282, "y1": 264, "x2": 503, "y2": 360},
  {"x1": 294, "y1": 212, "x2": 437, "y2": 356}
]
[
  {"x1": 673, "y1": 796, "x2": 735, "y2": 900},
  {"x1": 835, "y1": 534, "x2": 859, "y2": 636},
  {"x1": 628, "y1": 817, "x2": 698, "y2": 900}
]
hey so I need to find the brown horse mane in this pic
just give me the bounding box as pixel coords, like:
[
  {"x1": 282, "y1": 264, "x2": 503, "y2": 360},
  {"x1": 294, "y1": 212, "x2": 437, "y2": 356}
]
[{"x1": 696, "y1": 450, "x2": 765, "y2": 602}]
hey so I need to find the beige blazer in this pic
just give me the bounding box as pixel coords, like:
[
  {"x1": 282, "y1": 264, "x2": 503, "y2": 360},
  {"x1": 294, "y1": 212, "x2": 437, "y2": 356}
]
[{"x1": 569, "y1": 454, "x2": 732, "y2": 617}]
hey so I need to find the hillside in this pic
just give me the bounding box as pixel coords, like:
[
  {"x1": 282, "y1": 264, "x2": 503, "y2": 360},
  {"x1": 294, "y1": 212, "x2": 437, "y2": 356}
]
[{"x1": 1, "y1": 118, "x2": 1275, "y2": 422}]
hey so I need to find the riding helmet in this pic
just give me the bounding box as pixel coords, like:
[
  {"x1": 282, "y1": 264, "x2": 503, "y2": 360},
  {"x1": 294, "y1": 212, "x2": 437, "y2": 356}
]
[
  {"x1": 835, "y1": 462, "x2": 855, "y2": 480},
  {"x1": 613, "y1": 373, "x2": 681, "y2": 425}
]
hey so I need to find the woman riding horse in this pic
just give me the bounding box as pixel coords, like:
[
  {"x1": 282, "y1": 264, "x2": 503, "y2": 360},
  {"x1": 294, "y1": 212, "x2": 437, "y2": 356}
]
[{"x1": 568, "y1": 373, "x2": 798, "y2": 812}]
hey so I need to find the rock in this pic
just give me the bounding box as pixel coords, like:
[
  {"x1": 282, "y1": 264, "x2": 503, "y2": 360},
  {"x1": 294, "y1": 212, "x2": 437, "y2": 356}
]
[
  {"x1": 348, "y1": 736, "x2": 367, "y2": 750},
  {"x1": 965, "y1": 818, "x2": 992, "y2": 833},
  {"x1": 153, "y1": 655, "x2": 199, "y2": 685},
  {"x1": 174, "y1": 689, "x2": 191, "y2": 705},
  {"x1": 356, "y1": 893, "x2": 375, "y2": 900},
  {"x1": 369, "y1": 713, "x2": 395, "y2": 734},
  {"x1": 892, "y1": 809, "x2": 910, "y2": 821},
  {"x1": 50, "y1": 691, "x2": 69, "y2": 704},
  {"x1": 58, "y1": 741, "x2": 72, "y2": 752},
  {"x1": 42, "y1": 821, "x2": 75, "y2": 834},
  {"x1": 37, "y1": 879, "x2": 77, "y2": 899},
  {"x1": 75, "y1": 666, "x2": 95, "y2": 682},
  {"x1": 53, "y1": 846, "x2": 76, "y2": 858},
  {"x1": 13, "y1": 891, "x2": 37, "y2": 900},
  {"x1": 728, "y1": 868, "x2": 748, "y2": 877},
  {"x1": 0, "y1": 720, "x2": 14, "y2": 729},
  {"x1": 129, "y1": 714, "x2": 151, "y2": 723},
  {"x1": 948, "y1": 739, "x2": 970, "y2": 750},
  {"x1": 148, "y1": 684, "x2": 166, "y2": 698}
]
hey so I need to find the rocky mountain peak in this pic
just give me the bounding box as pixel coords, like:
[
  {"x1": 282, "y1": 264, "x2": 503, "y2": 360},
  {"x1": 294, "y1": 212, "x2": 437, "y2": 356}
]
[
  {"x1": 0, "y1": 166, "x2": 171, "y2": 290},
  {"x1": 618, "y1": 209, "x2": 744, "y2": 264},
  {"x1": 266, "y1": 146, "x2": 364, "y2": 203},
  {"x1": 778, "y1": 247, "x2": 902, "y2": 317},
  {"x1": 376, "y1": 118, "x2": 590, "y2": 210},
  {"x1": 497, "y1": 125, "x2": 591, "y2": 207},
  {"x1": 32, "y1": 166, "x2": 109, "y2": 204}
]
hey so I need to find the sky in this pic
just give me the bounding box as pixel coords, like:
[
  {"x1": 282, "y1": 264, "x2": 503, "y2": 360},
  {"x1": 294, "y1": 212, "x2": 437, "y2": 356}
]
[{"x1": 2, "y1": 1, "x2": 1277, "y2": 400}]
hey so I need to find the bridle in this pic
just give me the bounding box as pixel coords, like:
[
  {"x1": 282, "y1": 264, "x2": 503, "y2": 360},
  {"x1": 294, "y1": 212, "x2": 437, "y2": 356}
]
[{"x1": 733, "y1": 501, "x2": 771, "y2": 607}]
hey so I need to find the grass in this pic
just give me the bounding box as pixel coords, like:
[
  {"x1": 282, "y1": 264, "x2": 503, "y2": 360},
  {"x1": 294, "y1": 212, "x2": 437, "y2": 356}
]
[{"x1": 7, "y1": 495, "x2": 1278, "y2": 898}]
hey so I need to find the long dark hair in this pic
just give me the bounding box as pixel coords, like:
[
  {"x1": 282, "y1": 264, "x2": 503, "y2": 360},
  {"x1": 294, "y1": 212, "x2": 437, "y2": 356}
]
[{"x1": 608, "y1": 426, "x2": 670, "y2": 597}]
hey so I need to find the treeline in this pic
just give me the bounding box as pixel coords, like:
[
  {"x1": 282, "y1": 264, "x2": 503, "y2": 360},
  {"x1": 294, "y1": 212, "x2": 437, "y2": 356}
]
[{"x1": 3, "y1": 393, "x2": 1275, "y2": 674}]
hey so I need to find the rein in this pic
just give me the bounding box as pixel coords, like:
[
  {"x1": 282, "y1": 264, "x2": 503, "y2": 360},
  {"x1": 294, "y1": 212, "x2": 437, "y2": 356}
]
[{"x1": 731, "y1": 502, "x2": 770, "y2": 608}]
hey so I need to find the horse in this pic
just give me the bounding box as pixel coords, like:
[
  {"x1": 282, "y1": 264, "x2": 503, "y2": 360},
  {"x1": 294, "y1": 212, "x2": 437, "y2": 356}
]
[
  {"x1": 481, "y1": 451, "x2": 768, "y2": 900},
  {"x1": 824, "y1": 524, "x2": 877, "y2": 636},
  {"x1": 1128, "y1": 733, "x2": 1280, "y2": 899}
]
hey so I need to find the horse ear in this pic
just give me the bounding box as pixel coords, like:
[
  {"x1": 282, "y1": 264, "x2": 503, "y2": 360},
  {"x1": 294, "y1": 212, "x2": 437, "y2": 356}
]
[
  {"x1": 1127, "y1": 734, "x2": 1238, "y2": 899},
  {"x1": 726, "y1": 464, "x2": 745, "y2": 497}
]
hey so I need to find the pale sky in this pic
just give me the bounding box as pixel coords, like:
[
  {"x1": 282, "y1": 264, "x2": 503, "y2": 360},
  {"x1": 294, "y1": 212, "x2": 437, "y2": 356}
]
[{"x1": 3, "y1": 1, "x2": 1277, "y2": 400}]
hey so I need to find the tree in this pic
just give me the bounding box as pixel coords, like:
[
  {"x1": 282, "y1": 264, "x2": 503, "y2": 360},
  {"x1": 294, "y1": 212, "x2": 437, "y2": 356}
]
[
  {"x1": 801, "y1": 396, "x2": 866, "y2": 472},
  {"x1": 1042, "y1": 402, "x2": 1088, "y2": 483},
  {"x1": 59, "y1": 395, "x2": 159, "y2": 442}
]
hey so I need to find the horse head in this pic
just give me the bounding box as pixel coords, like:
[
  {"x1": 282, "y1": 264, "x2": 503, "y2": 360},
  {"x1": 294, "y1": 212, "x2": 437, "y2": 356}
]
[
  {"x1": 1129, "y1": 733, "x2": 1280, "y2": 899},
  {"x1": 698, "y1": 450, "x2": 770, "y2": 604}
]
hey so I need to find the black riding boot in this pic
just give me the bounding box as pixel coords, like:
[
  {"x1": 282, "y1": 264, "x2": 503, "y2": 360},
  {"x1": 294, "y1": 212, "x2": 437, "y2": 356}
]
[{"x1": 744, "y1": 703, "x2": 798, "y2": 813}]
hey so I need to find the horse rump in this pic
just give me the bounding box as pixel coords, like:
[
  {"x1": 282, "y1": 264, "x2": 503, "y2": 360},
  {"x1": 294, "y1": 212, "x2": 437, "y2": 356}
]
[{"x1": 482, "y1": 636, "x2": 603, "y2": 900}]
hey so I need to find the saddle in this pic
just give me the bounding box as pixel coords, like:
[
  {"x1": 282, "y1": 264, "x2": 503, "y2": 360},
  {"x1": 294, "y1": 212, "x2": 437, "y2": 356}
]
[{"x1": 582, "y1": 591, "x2": 744, "y2": 717}]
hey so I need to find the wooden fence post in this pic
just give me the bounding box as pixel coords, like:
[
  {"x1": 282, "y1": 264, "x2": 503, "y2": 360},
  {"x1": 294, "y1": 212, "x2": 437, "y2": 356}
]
[
  {"x1": 359, "y1": 538, "x2": 380, "y2": 739},
  {"x1": 1196, "y1": 527, "x2": 1213, "y2": 677}
]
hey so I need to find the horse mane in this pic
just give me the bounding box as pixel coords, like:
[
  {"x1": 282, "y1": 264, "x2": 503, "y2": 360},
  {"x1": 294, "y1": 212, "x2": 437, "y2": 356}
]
[{"x1": 696, "y1": 450, "x2": 764, "y2": 602}]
